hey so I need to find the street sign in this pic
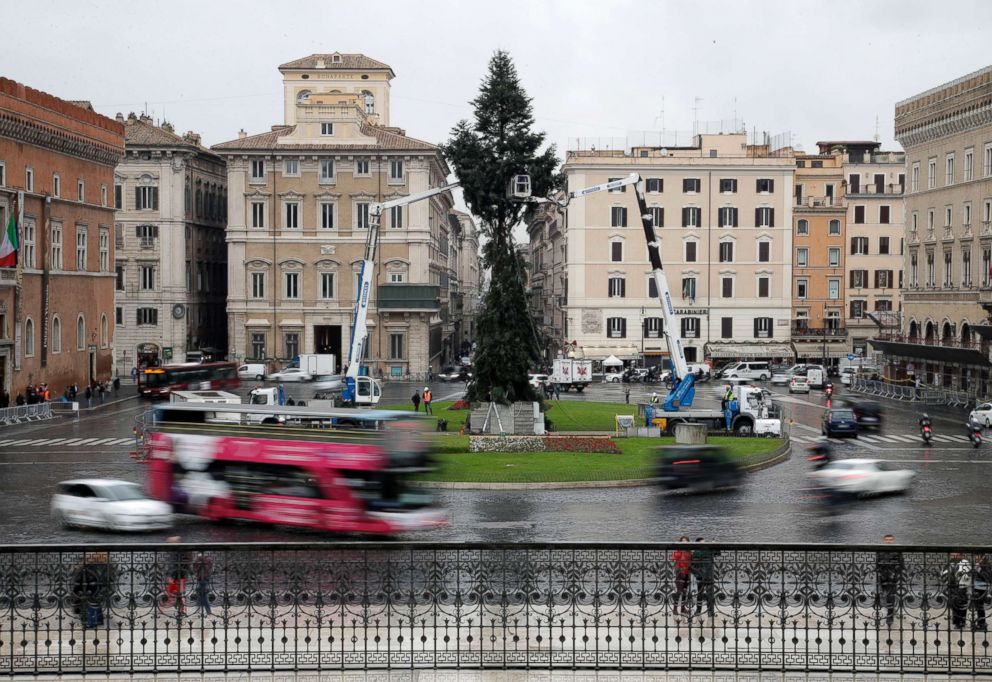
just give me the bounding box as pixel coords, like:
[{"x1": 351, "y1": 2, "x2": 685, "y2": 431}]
[
  {"x1": 847, "y1": 353, "x2": 855, "y2": 361},
  {"x1": 163, "y1": 347, "x2": 173, "y2": 360}
]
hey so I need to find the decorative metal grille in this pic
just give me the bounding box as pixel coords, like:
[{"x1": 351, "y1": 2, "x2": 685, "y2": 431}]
[{"x1": 1, "y1": 543, "x2": 990, "y2": 674}]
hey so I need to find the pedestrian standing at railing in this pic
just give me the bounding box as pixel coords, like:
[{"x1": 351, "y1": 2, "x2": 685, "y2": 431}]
[
  {"x1": 691, "y1": 538, "x2": 719, "y2": 618},
  {"x1": 164, "y1": 536, "x2": 189, "y2": 616},
  {"x1": 193, "y1": 551, "x2": 214, "y2": 616},
  {"x1": 876, "y1": 534, "x2": 904, "y2": 626},
  {"x1": 973, "y1": 554, "x2": 990, "y2": 631},
  {"x1": 943, "y1": 552, "x2": 971, "y2": 630},
  {"x1": 15, "y1": 392, "x2": 24, "y2": 406},
  {"x1": 672, "y1": 536, "x2": 693, "y2": 616}
]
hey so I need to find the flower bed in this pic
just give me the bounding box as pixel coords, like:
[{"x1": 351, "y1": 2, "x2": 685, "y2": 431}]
[
  {"x1": 543, "y1": 436, "x2": 621, "y2": 454},
  {"x1": 468, "y1": 435, "x2": 620, "y2": 453}
]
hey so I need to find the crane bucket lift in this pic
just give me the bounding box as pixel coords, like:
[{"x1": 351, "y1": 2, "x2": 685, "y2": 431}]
[{"x1": 340, "y1": 181, "x2": 461, "y2": 406}]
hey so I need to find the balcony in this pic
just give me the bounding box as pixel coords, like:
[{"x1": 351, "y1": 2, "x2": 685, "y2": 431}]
[
  {"x1": 377, "y1": 284, "x2": 440, "y2": 311},
  {"x1": 845, "y1": 183, "x2": 904, "y2": 197},
  {"x1": 791, "y1": 326, "x2": 848, "y2": 339},
  {"x1": 794, "y1": 195, "x2": 842, "y2": 209}
]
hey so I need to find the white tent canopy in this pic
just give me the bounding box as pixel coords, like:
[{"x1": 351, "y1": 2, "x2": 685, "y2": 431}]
[{"x1": 602, "y1": 354, "x2": 624, "y2": 367}]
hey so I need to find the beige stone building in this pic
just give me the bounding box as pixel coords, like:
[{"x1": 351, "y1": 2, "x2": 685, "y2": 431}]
[
  {"x1": 885, "y1": 65, "x2": 992, "y2": 395},
  {"x1": 449, "y1": 210, "x2": 482, "y2": 358},
  {"x1": 214, "y1": 53, "x2": 456, "y2": 377},
  {"x1": 563, "y1": 133, "x2": 795, "y2": 368},
  {"x1": 113, "y1": 113, "x2": 227, "y2": 368},
  {"x1": 526, "y1": 200, "x2": 567, "y2": 363}
]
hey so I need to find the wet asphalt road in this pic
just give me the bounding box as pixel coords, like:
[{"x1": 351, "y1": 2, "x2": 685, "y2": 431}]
[{"x1": 0, "y1": 378, "x2": 990, "y2": 546}]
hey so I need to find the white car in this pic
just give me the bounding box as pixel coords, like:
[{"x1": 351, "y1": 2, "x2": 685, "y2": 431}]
[
  {"x1": 810, "y1": 459, "x2": 915, "y2": 496},
  {"x1": 52, "y1": 479, "x2": 173, "y2": 531},
  {"x1": 604, "y1": 373, "x2": 622, "y2": 383},
  {"x1": 528, "y1": 373, "x2": 549, "y2": 389},
  {"x1": 789, "y1": 376, "x2": 811, "y2": 394},
  {"x1": 266, "y1": 367, "x2": 313, "y2": 382},
  {"x1": 970, "y1": 402, "x2": 992, "y2": 427}
]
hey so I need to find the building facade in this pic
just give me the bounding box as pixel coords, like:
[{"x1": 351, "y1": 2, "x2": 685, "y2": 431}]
[
  {"x1": 884, "y1": 65, "x2": 992, "y2": 395},
  {"x1": 450, "y1": 210, "x2": 482, "y2": 358},
  {"x1": 113, "y1": 113, "x2": 227, "y2": 368},
  {"x1": 562, "y1": 133, "x2": 795, "y2": 368},
  {"x1": 791, "y1": 149, "x2": 848, "y2": 364},
  {"x1": 215, "y1": 53, "x2": 456, "y2": 377},
  {"x1": 526, "y1": 200, "x2": 567, "y2": 363},
  {"x1": 0, "y1": 79, "x2": 123, "y2": 399}
]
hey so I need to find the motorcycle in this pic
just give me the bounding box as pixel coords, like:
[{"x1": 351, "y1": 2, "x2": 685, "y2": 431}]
[
  {"x1": 921, "y1": 422, "x2": 933, "y2": 444},
  {"x1": 970, "y1": 422, "x2": 982, "y2": 448},
  {"x1": 824, "y1": 382, "x2": 834, "y2": 399}
]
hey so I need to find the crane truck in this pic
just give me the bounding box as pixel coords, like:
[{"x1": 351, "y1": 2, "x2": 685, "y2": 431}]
[
  {"x1": 510, "y1": 172, "x2": 781, "y2": 436},
  {"x1": 339, "y1": 181, "x2": 461, "y2": 406}
]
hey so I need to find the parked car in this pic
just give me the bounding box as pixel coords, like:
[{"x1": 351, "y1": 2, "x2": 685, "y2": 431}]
[
  {"x1": 52, "y1": 479, "x2": 173, "y2": 532},
  {"x1": 237, "y1": 363, "x2": 268, "y2": 381},
  {"x1": 789, "y1": 376, "x2": 811, "y2": 394},
  {"x1": 969, "y1": 402, "x2": 992, "y2": 427},
  {"x1": 438, "y1": 366, "x2": 470, "y2": 381},
  {"x1": 528, "y1": 373, "x2": 549, "y2": 389},
  {"x1": 604, "y1": 372, "x2": 623, "y2": 383},
  {"x1": 719, "y1": 361, "x2": 771, "y2": 381},
  {"x1": 837, "y1": 398, "x2": 884, "y2": 428},
  {"x1": 821, "y1": 408, "x2": 859, "y2": 438},
  {"x1": 654, "y1": 445, "x2": 743, "y2": 492},
  {"x1": 265, "y1": 367, "x2": 313, "y2": 382},
  {"x1": 771, "y1": 369, "x2": 793, "y2": 385},
  {"x1": 810, "y1": 459, "x2": 915, "y2": 496}
]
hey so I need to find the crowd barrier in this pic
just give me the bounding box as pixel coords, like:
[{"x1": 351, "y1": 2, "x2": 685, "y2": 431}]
[{"x1": 0, "y1": 401, "x2": 54, "y2": 427}]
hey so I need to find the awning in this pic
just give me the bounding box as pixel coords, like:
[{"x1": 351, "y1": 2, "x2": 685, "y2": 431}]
[
  {"x1": 869, "y1": 339, "x2": 992, "y2": 367},
  {"x1": 602, "y1": 354, "x2": 624, "y2": 367},
  {"x1": 706, "y1": 343, "x2": 795, "y2": 360},
  {"x1": 795, "y1": 346, "x2": 851, "y2": 359}
]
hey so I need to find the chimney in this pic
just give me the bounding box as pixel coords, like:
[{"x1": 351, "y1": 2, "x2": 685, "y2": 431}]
[
  {"x1": 183, "y1": 131, "x2": 202, "y2": 145},
  {"x1": 115, "y1": 113, "x2": 124, "y2": 123},
  {"x1": 316, "y1": 57, "x2": 325, "y2": 68},
  {"x1": 127, "y1": 112, "x2": 137, "y2": 123},
  {"x1": 139, "y1": 113, "x2": 152, "y2": 123},
  {"x1": 238, "y1": 129, "x2": 247, "y2": 139}
]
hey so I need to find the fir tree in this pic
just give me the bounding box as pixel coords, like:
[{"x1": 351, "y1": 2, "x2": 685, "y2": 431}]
[{"x1": 441, "y1": 50, "x2": 560, "y2": 403}]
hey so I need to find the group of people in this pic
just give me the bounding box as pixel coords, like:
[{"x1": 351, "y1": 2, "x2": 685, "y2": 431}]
[
  {"x1": 411, "y1": 386, "x2": 433, "y2": 414},
  {"x1": 0, "y1": 377, "x2": 121, "y2": 410}
]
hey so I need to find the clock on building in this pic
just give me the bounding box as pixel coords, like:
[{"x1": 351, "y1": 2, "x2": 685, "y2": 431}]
[{"x1": 172, "y1": 303, "x2": 186, "y2": 319}]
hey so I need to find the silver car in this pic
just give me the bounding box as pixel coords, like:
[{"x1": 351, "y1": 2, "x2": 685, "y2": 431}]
[{"x1": 52, "y1": 479, "x2": 173, "y2": 532}]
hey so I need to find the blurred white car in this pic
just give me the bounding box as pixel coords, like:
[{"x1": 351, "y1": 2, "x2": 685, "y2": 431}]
[
  {"x1": 528, "y1": 373, "x2": 549, "y2": 389},
  {"x1": 771, "y1": 370, "x2": 793, "y2": 385},
  {"x1": 52, "y1": 479, "x2": 172, "y2": 531},
  {"x1": 970, "y1": 402, "x2": 992, "y2": 427},
  {"x1": 810, "y1": 459, "x2": 915, "y2": 495},
  {"x1": 266, "y1": 367, "x2": 313, "y2": 382},
  {"x1": 604, "y1": 373, "x2": 622, "y2": 383},
  {"x1": 789, "y1": 376, "x2": 811, "y2": 394}
]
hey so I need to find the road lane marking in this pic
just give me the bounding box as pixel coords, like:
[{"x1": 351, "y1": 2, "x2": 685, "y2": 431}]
[
  {"x1": 58, "y1": 438, "x2": 88, "y2": 446},
  {"x1": 889, "y1": 434, "x2": 921, "y2": 443},
  {"x1": 88, "y1": 438, "x2": 119, "y2": 445}
]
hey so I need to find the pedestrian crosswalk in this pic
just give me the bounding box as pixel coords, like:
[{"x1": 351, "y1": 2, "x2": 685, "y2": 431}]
[
  {"x1": 790, "y1": 432, "x2": 973, "y2": 445},
  {"x1": 0, "y1": 436, "x2": 134, "y2": 449}
]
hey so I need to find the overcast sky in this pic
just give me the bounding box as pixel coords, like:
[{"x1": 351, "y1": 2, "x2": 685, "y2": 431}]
[{"x1": 6, "y1": 0, "x2": 991, "y2": 163}]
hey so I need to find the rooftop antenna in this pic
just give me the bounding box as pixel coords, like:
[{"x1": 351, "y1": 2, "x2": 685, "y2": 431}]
[
  {"x1": 874, "y1": 115, "x2": 881, "y2": 143},
  {"x1": 692, "y1": 96, "x2": 702, "y2": 136}
]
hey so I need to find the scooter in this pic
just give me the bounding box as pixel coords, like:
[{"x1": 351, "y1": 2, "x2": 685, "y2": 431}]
[
  {"x1": 921, "y1": 422, "x2": 933, "y2": 444},
  {"x1": 969, "y1": 423, "x2": 982, "y2": 448},
  {"x1": 824, "y1": 383, "x2": 834, "y2": 399}
]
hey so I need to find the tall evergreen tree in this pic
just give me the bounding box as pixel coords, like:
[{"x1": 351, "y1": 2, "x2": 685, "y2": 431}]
[{"x1": 441, "y1": 50, "x2": 560, "y2": 403}]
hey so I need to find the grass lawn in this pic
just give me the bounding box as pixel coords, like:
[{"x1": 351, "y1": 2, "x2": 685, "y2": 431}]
[
  {"x1": 382, "y1": 400, "x2": 639, "y2": 433},
  {"x1": 419, "y1": 435, "x2": 785, "y2": 483}
]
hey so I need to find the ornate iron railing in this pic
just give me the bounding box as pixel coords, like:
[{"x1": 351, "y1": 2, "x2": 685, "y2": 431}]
[{"x1": 1, "y1": 542, "x2": 991, "y2": 675}]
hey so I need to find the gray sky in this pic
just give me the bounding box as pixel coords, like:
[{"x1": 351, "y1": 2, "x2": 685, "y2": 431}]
[{"x1": 6, "y1": 0, "x2": 991, "y2": 160}]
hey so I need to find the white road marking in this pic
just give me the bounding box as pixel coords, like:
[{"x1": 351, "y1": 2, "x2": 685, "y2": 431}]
[
  {"x1": 73, "y1": 438, "x2": 101, "y2": 445},
  {"x1": 889, "y1": 434, "x2": 922, "y2": 443},
  {"x1": 59, "y1": 439, "x2": 88, "y2": 446}
]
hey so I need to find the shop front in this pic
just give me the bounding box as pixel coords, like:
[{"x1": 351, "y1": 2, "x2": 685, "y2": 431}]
[{"x1": 137, "y1": 342, "x2": 160, "y2": 368}]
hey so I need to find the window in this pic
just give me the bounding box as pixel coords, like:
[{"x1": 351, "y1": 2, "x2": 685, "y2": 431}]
[
  {"x1": 250, "y1": 159, "x2": 265, "y2": 180},
  {"x1": 985, "y1": 143, "x2": 992, "y2": 177},
  {"x1": 644, "y1": 317, "x2": 662, "y2": 338},
  {"x1": 137, "y1": 307, "x2": 158, "y2": 325},
  {"x1": 647, "y1": 277, "x2": 658, "y2": 298},
  {"x1": 0, "y1": 161, "x2": 4, "y2": 186},
  {"x1": 828, "y1": 279, "x2": 840, "y2": 300},
  {"x1": 926, "y1": 252, "x2": 935, "y2": 286},
  {"x1": 985, "y1": 199, "x2": 992, "y2": 224},
  {"x1": 77, "y1": 180, "x2": 84, "y2": 202},
  {"x1": 284, "y1": 272, "x2": 300, "y2": 299},
  {"x1": 928, "y1": 209, "x2": 935, "y2": 230},
  {"x1": 911, "y1": 212, "x2": 919, "y2": 232},
  {"x1": 610, "y1": 206, "x2": 627, "y2": 227},
  {"x1": 681, "y1": 207, "x2": 701, "y2": 227},
  {"x1": 25, "y1": 167, "x2": 33, "y2": 192},
  {"x1": 646, "y1": 178, "x2": 663, "y2": 193},
  {"x1": 24, "y1": 318, "x2": 33, "y2": 356},
  {"x1": 911, "y1": 163, "x2": 920, "y2": 192},
  {"x1": 251, "y1": 272, "x2": 265, "y2": 298},
  {"x1": 684, "y1": 241, "x2": 697, "y2": 262},
  {"x1": 320, "y1": 122, "x2": 334, "y2": 136},
  {"x1": 284, "y1": 201, "x2": 299, "y2": 229},
  {"x1": 851, "y1": 236, "x2": 869, "y2": 255},
  {"x1": 796, "y1": 247, "x2": 809, "y2": 267},
  {"x1": 854, "y1": 205, "x2": 865, "y2": 224},
  {"x1": 356, "y1": 159, "x2": 370, "y2": 175},
  {"x1": 389, "y1": 160, "x2": 404, "y2": 182},
  {"x1": 828, "y1": 219, "x2": 840, "y2": 235},
  {"x1": 796, "y1": 279, "x2": 808, "y2": 299},
  {"x1": 719, "y1": 241, "x2": 734, "y2": 263},
  {"x1": 681, "y1": 317, "x2": 699, "y2": 338},
  {"x1": 649, "y1": 207, "x2": 664, "y2": 228},
  {"x1": 100, "y1": 185, "x2": 107, "y2": 207},
  {"x1": 610, "y1": 241, "x2": 623, "y2": 262},
  {"x1": 719, "y1": 178, "x2": 737, "y2": 193},
  {"x1": 944, "y1": 251, "x2": 953, "y2": 287},
  {"x1": 320, "y1": 159, "x2": 334, "y2": 181},
  {"x1": 758, "y1": 241, "x2": 770, "y2": 262},
  {"x1": 608, "y1": 276, "x2": 626, "y2": 298},
  {"x1": 877, "y1": 267, "x2": 891, "y2": 290},
  {"x1": 879, "y1": 236, "x2": 890, "y2": 255},
  {"x1": 850, "y1": 300, "x2": 866, "y2": 319},
  {"x1": 115, "y1": 265, "x2": 125, "y2": 291},
  {"x1": 851, "y1": 269, "x2": 868, "y2": 288},
  {"x1": 319, "y1": 202, "x2": 335, "y2": 229},
  {"x1": 927, "y1": 158, "x2": 936, "y2": 189},
  {"x1": 114, "y1": 183, "x2": 122, "y2": 209},
  {"x1": 718, "y1": 206, "x2": 738, "y2": 227},
  {"x1": 75, "y1": 228, "x2": 87, "y2": 270},
  {"x1": 51, "y1": 223, "x2": 62, "y2": 270},
  {"x1": 879, "y1": 205, "x2": 890, "y2": 224},
  {"x1": 756, "y1": 178, "x2": 774, "y2": 193},
  {"x1": 100, "y1": 314, "x2": 108, "y2": 348},
  {"x1": 795, "y1": 183, "x2": 804, "y2": 205},
  {"x1": 828, "y1": 247, "x2": 840, "y2": 267},
  {"x1": 608, "y1": 178, "x2": 626, "y2": 193},
  {"x1": 356, "y1": 202, "x2": 370, "y2": 229},
  {"x1": 875, "y1": 299, "x2": 893, "y2": 313},
  {"x1": 911, "y1": 253, "x2": 919, "y2": 287},
  {"x1": 251, "y1": 201, "x2": 265, "y2": 228},
  {"x1": 721, "y1": 317, "x2": 733, "y2": 338},
  {"x1": 284, "y1": 332, "x2": 300, "y2": 358},
  {"x1": 754, "y1": 317, "x2": 772, "y2": 339},
  {"x1": 52, "y1": 173, "x2": 61, "y2": 198},
  {"x1": 250, "y1": 332, "x2": 266, "y2": 360},
  {"x1": 721, "y1": 277, "x2": 733, "y2": 298},
  {"x1": 607, "y1": 317, "x2": 627, "y2": 338},
  {"x1": 388, "y1": 333, "x2": 405, "y2": 360},
  {"x1": 797, "y1": 219, "x2": 809, "y2": 235},
  {"x1": 681, "y1": 277, "x2": 696, "y2": 301},
  {"x1": 965, "y1": 202, "x2": 972, "y2": 226},
  {"x1": 22, "y1": 220, "x2": 35, "y2": 269},
  {"x1": 755, "y1": 207, "x2": 774, "y2": 227},
  {"x1": 320, "y1": 272, "x2": 335, "y2": 299},
  {"x1": 139, "y1": 265, "x2": 154, "y2": 291},
  {"x1": 115, "y1": 306, "x2": 123, "y2": 326},
  {"x1": 284, "y1": 159, "x2": 299, "y2": 176},
  {"x1": 136, "y1": 185, "x2": 158, "y2": 210},
  {"x1": 51, "y1": 316, "x2": 61, "y2": 353},
  {"x1": 682, "y1": 178, "x2": 700, "y2": 193},
  {"x1": 965, "y1": 148, "x2": 974, "y2": 181},
  {"x1": 945, "y1": 206, "x2": 953, "y2": 227},
  {"x1": 384, "y1": 205, "x2": 401, "y2": 229},
  {"x1": 984, "y1": 249, "x2": 992, "y2": 286},
  {"x1": 99, "y1": 228, "x2": 108, "y2": 272},
  {"x1": 757, "y1": 276, "x2": 769, "y2": 298},
  {"x1": 389, "y1": 272, "x2": 405, "y2": 283},
  {"x1": 946, "y1": 153, "x2": 955, "y2": 185}
]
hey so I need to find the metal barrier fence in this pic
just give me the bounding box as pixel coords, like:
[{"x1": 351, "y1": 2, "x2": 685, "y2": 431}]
[
  {"x1": 2, "y1": 542, "x2": 991, "y2": 675},
  {"x1": 849, "y1": 378, "x2": 978, "y2": 409},
  {"x1": 0, "y1": 402, "x2": 53, "y2": 427}
]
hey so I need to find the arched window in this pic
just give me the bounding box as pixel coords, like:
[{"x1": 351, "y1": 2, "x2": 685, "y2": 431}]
[
  {"x1": 100, "y1": 314, "x2": 108, "y2": 348},
  {"x1": 25, "y1": 318, "x2": 34, "y2": 357},
  {"x1": 297, "y1": 89, "x2": 311, "y2": 104},
  {"x1": 362, "y1": 90, "x2": 375, "y2": 114},
  {"x1": 796, "y1": 219, "x2": 809, "y2": 235},
  {"x1": 52, "y1": 315, "x2": 61, "y2": 353},
  {"x1": 77, "y1": 314, "x2": 85, "y2": 351}
]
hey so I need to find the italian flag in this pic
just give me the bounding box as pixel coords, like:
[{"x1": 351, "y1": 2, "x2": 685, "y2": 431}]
[{"x1": 0, "y1": 213, "x2": 16, "y2": 268}]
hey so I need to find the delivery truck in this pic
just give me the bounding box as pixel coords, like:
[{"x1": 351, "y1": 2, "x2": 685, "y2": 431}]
[{"x1": 551, "y1": 358, "x2": 593, "y2": 392}]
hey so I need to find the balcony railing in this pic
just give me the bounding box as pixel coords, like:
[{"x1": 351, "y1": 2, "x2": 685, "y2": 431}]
[
  {"x1": 845, "y1": 183, "x2": 905, "y2": 196},
  {"x1": 794, "y1": 195, "x2": 841, "y2": 208},
  {"x1": 791, "y1": 326, "x2": 848, "y2": 338},
  {"x1": 876, "y1": 333, "x2": 984, "y2": 351},
  {"x1": 0, "y1": 542, "x2": 990, "y2": 675}
]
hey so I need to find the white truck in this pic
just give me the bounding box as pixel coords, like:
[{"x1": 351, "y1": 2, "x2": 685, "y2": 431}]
[
  {"x1": 644, "y1": 384, "x2": 782, "y2": 437},
  {"x1": 169, "y1": 390, "x2": 241, "y2": 405},
  {"x1": 293, "y1": 354, "x2": 337, "y2": 379},
  {"x1": 551, "y1": 358, "x2": 593, "y2": 392}
]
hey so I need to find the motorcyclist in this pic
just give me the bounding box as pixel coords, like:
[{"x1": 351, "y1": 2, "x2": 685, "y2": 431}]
[
  {"x1": 807, "y1": 442, "x2": 833, "y2": 469},
  {"x1": 919, "y1": 413, "x2": 932, "y2": 429},
  {"x1": 968, "y1": 413, "x2": 982, "y2": 432}
]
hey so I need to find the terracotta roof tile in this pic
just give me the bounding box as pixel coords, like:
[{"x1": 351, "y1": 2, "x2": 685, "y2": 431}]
[
  {"x1": 212, "y1": 123, "x2": 436, "y2": 152},
  {"x1": 123, "y1": 118, "x2": 214, "y2": 156},
  {"x1": 279, "y1": 53, "x2": 394, "y2": 75}
]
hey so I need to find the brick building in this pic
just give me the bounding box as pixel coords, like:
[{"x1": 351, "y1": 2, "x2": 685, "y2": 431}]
[{"x1": 0, "y1": 79, "x2": 124, "y2": 400}]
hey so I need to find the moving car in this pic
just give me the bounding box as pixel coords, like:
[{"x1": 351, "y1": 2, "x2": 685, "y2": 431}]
[
  {"x1": 438, "y1": 366, "x2": 470, "y2": 382},
  {"x1": 789, "y1": 376, "x2": 811, "y2": 394},
  {"x1": 237, "y1": 363, "x2": 268, "y2": 380},
  {"x1": 970, "y1": 402, "x2": 992, "y2": 427},
  {"x1": 654, "y1": 445, "x2": 743, "y2": 492},
  {"x1": 771, "y1": 367, "x2": 796, "y2": 385},
  {"x1": 52, "y1": 479, "x2": 172, "y2": 531},
  {"x1": 528, "y1": 373, "x2": 549, "y2": 389},
  {"x1": 265, "y1": 367, "x2": 313, "y2": 382},
  {"x1": 837, "y1": 398, "x2": 884, "y2": 428},
  {"x1": 604, "y1": 372, "x2": 622, "y2": 383},
  {"x1": 719, "y1": 361, "x2": 771, "y2": 381},
  {"x1": 810, "y1": 459, "x2": 915, "y2": 495},
  {"x1": 821, "y1": 407, "x2": 859, "y2": 438}
]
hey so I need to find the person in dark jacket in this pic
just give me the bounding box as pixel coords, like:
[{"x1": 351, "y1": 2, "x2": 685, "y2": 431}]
[
  {"x1": 944, "y1": 552, "x2": 971, "y2": 629},
  {"x1": 72, "y1": 552, "x2": 115, "y2": 627},
  {"x1": 192, "y1": 551, "x2": 215, "y2": 616},
  {"x1": 411, "y1": 390, "x2": 421, "y2": 412},
  {"x1": 691, "y1": 537, "x2": 720, "y2": 617},
  {"x1": 672, "y1": 536, "x2": 693, "y2": 616},
  {"x1": 876, "y1": 534, "x2": 904, "y2": 626},
  {"x1": 973, "y1": 554, "x2": 991, "y2": 631},
  {"x1": 164, "y1": 536, "x2": 190, "y2": 616}
]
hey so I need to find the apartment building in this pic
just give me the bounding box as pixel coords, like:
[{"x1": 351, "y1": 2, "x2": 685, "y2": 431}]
[
  {"x1": 791, "y1": 149, "x2": 847, "y2": 364},
  {"x1": 449, "y1": 209, "x2": 482, "y2": 357},
  {"x1": 526, "y1": 200, "x2": 566, "y2": 362},
  {"x1": 0, "y1": 79, "x2": 124, "y2": 398},
  {"x1": 215, "y1": 53, "x2": 456, "y2": 376},
  {"x1": 113, "y1": 113, "x2": 227, "y2": 368},
  {"x1": 886, "y1": 65, "x2": 992, "y2": 394},
  {"x1": 562, "y1": 133, "x2": 795, "y2": 367}
]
